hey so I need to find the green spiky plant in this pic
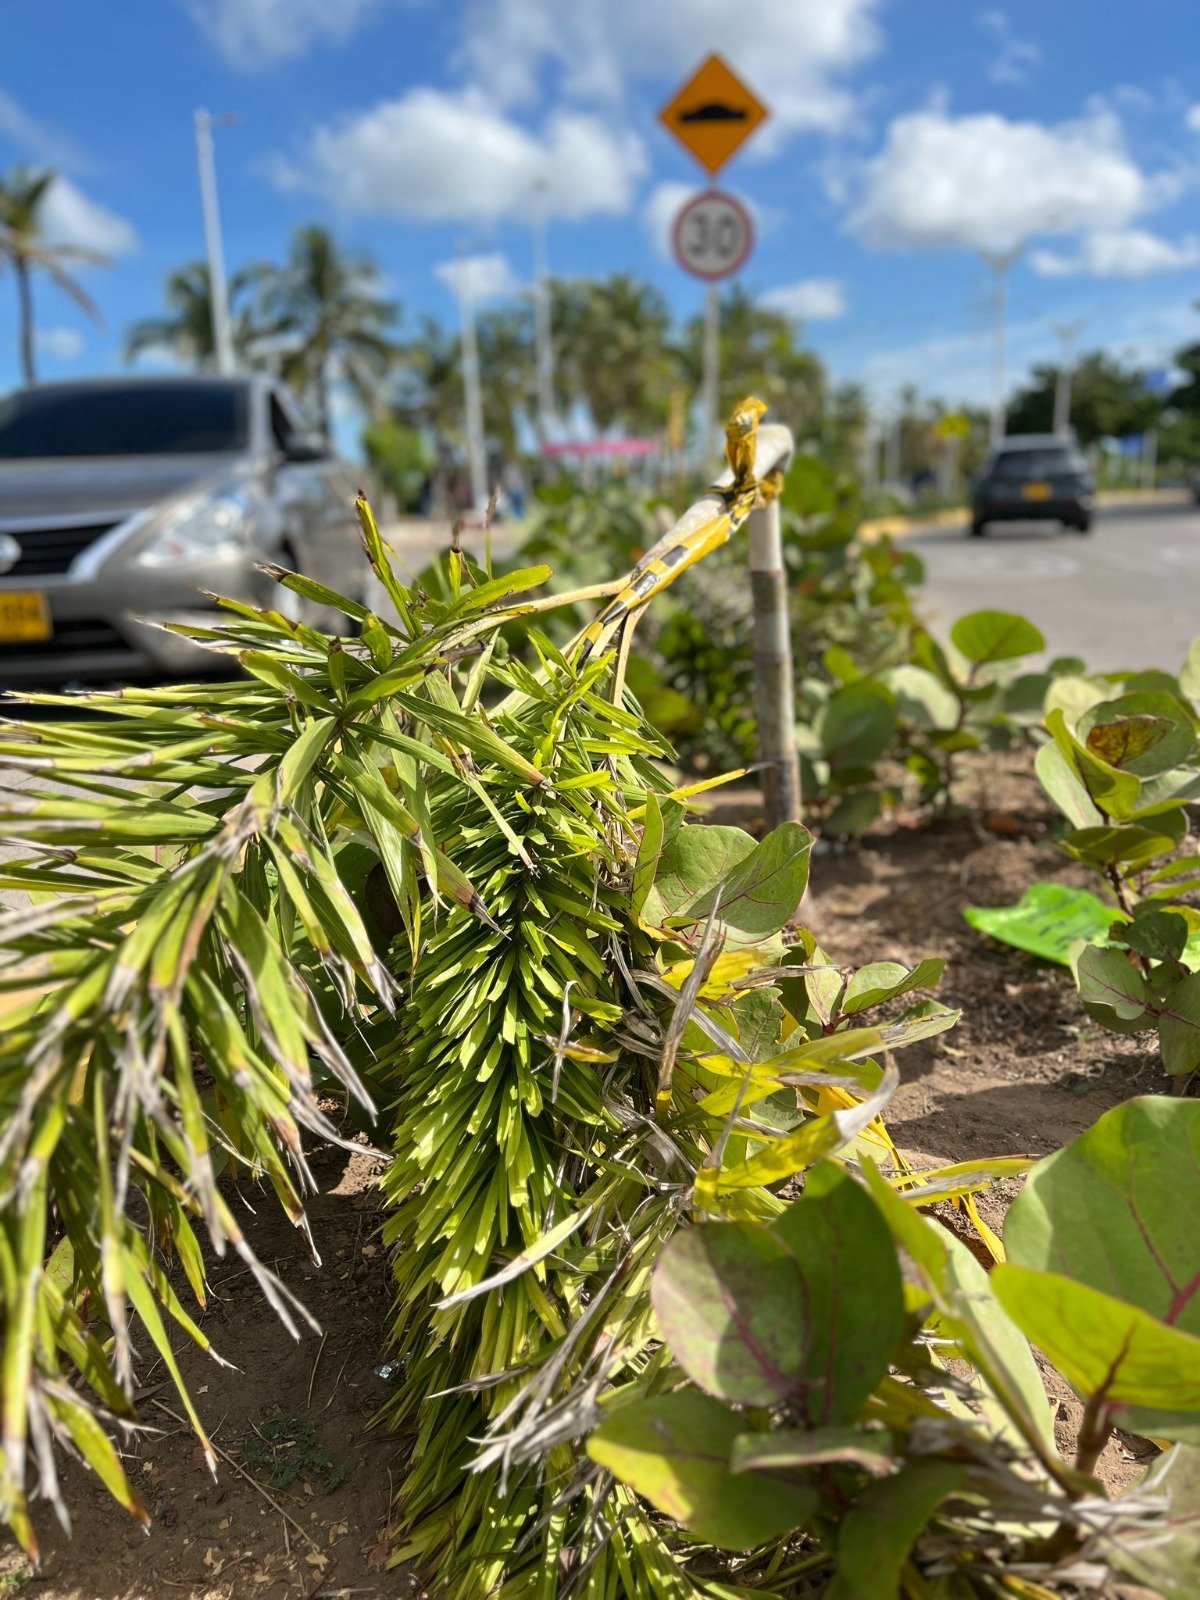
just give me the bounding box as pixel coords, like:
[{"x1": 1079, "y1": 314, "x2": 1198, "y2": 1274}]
[{"x1": 0, "y1": 403, "x2": 959, "y2": 1595}]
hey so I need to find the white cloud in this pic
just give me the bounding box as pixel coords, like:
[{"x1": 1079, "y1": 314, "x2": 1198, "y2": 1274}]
[
  {"x1": 36, "y1": 327, "x2": 85, "y2": 361},
  {"x1": 40, "y1": 177, "x2": 138, "y2": 258},
  {"x1": 762, "y1": 279, "x2": 847, "y2": 321},
  {"x1": 434, "y1": 254, "x2": 521, "y2": 306},
  {"x1": 187, "y1": 0, "x2": 388, "y2": 68},
  {"x1": 853, "y1": 106, "x2": 1158, "y2": 257},
  {"x1": 270, "y1": 88, "x2": 645, "y2": 223},
  {"x1": 1031, "y1": 229, "x2": 1200, "y2": 279},
  {"x1": 1187, "y1": 104, "x2": 1200, "y2": 133},
  {"x1": 0, "y1": 92, "x2": 89, "y2": 170},
  {"x1": 977, "y1": 9, "x2": 1041, "y2": 86},
  {"x1": 461, "y1": 0, "x2": 882, "y2": 137}
]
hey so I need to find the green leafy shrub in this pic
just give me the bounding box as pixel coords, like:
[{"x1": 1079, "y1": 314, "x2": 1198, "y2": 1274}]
[
  {"x1": 0, "y1": 407, "x2": 950, "y2": 1594},
  {"x1": 590, "y1": 1096, "x2": 1200, "y2": 1596},
  {"x1": 1034, "y1": 647, "x2": 1200, "y2": 1075}
]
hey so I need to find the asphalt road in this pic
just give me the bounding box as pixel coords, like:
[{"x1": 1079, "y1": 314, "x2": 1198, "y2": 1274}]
[{"x1": 908, "y1": 495, "x2": 1200, "y2": 674}]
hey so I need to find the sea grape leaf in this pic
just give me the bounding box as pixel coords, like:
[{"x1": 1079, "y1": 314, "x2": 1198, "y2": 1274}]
[
  {"x1": 1005, "y1": 1096, "x2": 1200, "y2": 1326},
  {"x1": 655, "y1": 1167, "x2": 903, "y2": 1424},
  {"x1": 1059, "y1": 822, "x2": 1182, "y2": 872},
  {"x1": 992, "y1": 1266, "x2": 1200, "y2": 1425},
  {"x1": 884, "y1": 664, "x2": 958, "y2": 731},
  {"x1": 1083, "y1": 714, "x2": 1192, "y2": 779},
  {"x1": 825, "y1": 1461, "x2": 968, "y2": 1600},
  {"x1": 950, "y1": 610, "x2": 1044, "y2": 666},
  {"x1": 587, "y1": 1390, "x2": 818, "y2": 1550},
  {"x1": 651, "y1": 1223, "x2": 805, "y2": 1406},
  {"x1": 1118, "y1": 910, "x2": 1190, "y2": 963},
  {"x1": 862, "y1": 1165, "x2": 1056, "y2": 1457},
  {"x1": 816, "y1": 684, "x2": 898, "y2": 770},
  {"x1": 1180, "y1": 637, "x2": 1200, "y2": 702},
  {"x1": 1046, "y1": 707, "x2": 1142, "y2": 820},
  {"x1": 841, "y1": 958, "x2": 945, "y2": 1016},
  {"x1": 769, "y1": 1164, "x2": 905, "y2": 1426},
  {"x1": 731, "y1": 1426, "x2": 893, "y2": 1478},
  {"x1": 734, "y1": 987, "x2": 786, "y2": 1059},
  {"x1": 822, "y1": 788, "x2": 883, "y2": 838},
  {"x1": 1045, "y1": 673, "x2": 1108, "y2": 727},
  {"x1": 1073, "y1": 944, "x2": 1151, "y2": 1024},
  {"x1": 1156, "y1": 972, "x2": 1200, "y2": 1077},
  {"x1": 685, "y1": 822, "x2": 813, "y2": 946},
  {"x1": 1080, "y1": 692, "x2": 1195, "y2": 776},
  {"x1": 640, "y1": 823, "x2": 756, "y2": 927},
  {"x1": 1035, "y1": 740, "x2": 1103, "y2": 829}
]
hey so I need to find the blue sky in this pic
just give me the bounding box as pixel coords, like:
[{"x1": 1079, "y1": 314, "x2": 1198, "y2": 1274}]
[{"x1": 3, "y1": 0, "x2": 1200, "y2": 429}]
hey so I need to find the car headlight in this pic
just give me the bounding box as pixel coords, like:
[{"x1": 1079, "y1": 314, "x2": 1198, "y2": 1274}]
[{"x1": 135, "y1": 484, "x2": 262, "y2": 568}]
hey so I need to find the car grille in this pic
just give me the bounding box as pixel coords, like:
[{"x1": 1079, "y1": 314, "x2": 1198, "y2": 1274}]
[
  {"x1": 0, "y1": 619, "x2": 129, "y2": 659},
  {"x1": 0, "y1": 521, "x2": 120, "y2": 577}
]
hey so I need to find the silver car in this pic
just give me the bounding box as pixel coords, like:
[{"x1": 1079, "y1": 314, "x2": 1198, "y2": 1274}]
[{"x1": 0, "y1": 375, "x2": 368, "y2": 682}]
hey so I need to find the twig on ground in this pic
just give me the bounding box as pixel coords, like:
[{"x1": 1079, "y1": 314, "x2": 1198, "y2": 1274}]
[{"x1": 150, "y1": 1399, "x2": 321, "y2": 1554}]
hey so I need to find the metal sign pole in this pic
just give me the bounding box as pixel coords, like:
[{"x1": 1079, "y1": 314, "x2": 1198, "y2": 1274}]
[
  {"x1": 193, "y1": 109, "x2": 235, "y2": 377},
  {"x1": 703, "y1": 281, "x2": 720, "y2": 474}
]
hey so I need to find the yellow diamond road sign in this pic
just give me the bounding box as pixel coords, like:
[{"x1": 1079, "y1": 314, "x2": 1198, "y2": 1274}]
[{"x1": 659, "y1": 54, "x2": 769, "y2": 177}]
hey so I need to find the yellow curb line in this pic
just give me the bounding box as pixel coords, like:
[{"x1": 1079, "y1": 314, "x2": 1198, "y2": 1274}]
[{"x1": 859, "y1": 488, "x2": 1187, "y2": 543}]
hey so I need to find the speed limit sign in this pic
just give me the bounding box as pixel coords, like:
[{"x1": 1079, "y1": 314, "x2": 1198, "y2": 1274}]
[{"x1": 671, "y1": 190, "x2": 753, "y2": 281}]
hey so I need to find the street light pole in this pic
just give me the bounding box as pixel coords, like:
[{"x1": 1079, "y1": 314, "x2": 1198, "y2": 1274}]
[
  {"x1": 532, "y1": 179, "x2": 555, "y2": 442},
  {"x1": 193, "y1": 109, "x2": 235, "y2": 376},
  {"x1": 456, "y1": 269, "x2": 489, "y2": 512},
  {"x1": 983, "y1": 247, "x2": 1021, "y2": 446},
  {"x1": 1052, "y1": 319, "x2": 1084, "y2": 435}
]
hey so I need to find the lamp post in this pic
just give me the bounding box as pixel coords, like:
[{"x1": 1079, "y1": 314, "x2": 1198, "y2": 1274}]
[
  {"x1": 193, "y1": 109, "x2": 237, "y2": 375},
  {"x1": 1052, "y1": 319, "x2": 1085, "y2": 435},
  {"x1": 982, "y1": 246, "x2": 1022, "y2": 446},
  {"x1": 532, "y1": 179, "x2": 555, "y2": 442}
]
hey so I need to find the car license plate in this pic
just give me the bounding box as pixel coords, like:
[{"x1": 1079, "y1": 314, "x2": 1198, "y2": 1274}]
[
  {"x1": 1022, "y1": 481, "x2": 1052, "y2": 501},
  {"x1": 0, "y1": 591, "x2": 52, "y2": 643}
]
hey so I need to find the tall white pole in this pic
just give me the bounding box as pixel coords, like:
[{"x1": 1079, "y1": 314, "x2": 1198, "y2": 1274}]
[
  {"x1": 989, "y1": 260, "x2": 1008, "y2": 446},
  {"x1": 983, "y1": 245, "x2": 1024, "y2": 446},
  {"x1": 1052, "y1": 319, "x2": 1083, "y2": 435},
  {"x1": 702, "y1": 281, "x2": 720, "y2": 472},
  {"x1": 193, "y1": 109, "x2": 234, "y2": 376},
  {"x1": 458, "y1": 275, "x2": 488, "y2": 511},
  {"x1": 532, "y1": 180, "x2": 555, "y2": 442}
]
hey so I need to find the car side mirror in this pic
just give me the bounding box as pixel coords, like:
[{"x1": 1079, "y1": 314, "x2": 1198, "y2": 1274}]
[{"x1": 285, "y1": 431, "x2": 328, "y2": 464}]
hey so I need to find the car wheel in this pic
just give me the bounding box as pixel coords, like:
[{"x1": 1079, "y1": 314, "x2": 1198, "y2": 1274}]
[
  {"x1": 970, "y1": 518, "x2": 987, "y2": 538},
  {"x1": 1074, "y1": 515, "x2": 1092, "y2": 535}
]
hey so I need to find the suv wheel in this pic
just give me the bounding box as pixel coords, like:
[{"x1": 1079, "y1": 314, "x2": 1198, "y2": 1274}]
[{"x1": 970, "y1": 518, "x2": 987, "y2": 538}]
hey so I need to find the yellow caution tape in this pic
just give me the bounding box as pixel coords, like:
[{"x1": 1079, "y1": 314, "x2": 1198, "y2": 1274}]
[{"x1": 573, "y1": 395, "x2": 782, "y2": 666}]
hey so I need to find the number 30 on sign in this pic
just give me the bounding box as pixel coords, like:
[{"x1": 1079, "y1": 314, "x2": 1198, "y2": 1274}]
[{"x1": 671, "y1": 190, "x2": 753, "y2": 281}]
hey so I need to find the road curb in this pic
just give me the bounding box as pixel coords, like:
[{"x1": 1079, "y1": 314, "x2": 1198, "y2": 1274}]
[{"x1": 858, "y1": 488, "x2": 1187, "y2": 543}]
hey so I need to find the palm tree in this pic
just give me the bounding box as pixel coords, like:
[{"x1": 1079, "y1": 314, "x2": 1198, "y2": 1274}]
[
  {"x1": 125, "y1": 260, "x2": 271, "y2": 370},
  {"x1": 0, "y1": 166, "x2": 105, "y2": 385},
  {"x1": 551, "y1": 275, "x2": 676, "y2": 432},
  {"x1": 256, "y1": 226, "x2": 399, "y2": 436},
  {"x1": 679, "y1": 286, "x2": 826, "y2": 441}
]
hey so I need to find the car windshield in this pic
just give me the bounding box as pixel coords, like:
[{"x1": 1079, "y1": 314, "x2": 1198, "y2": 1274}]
[
  {"x1": 0, "y1": 383, "x2": 251, "y2": 458},
  {"x1": 989, "y1": 448, "x2": 1079, "y2": 480}
]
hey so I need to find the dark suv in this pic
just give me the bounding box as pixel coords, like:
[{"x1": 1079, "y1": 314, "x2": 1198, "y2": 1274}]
[{"x1": 971, "y1": 434, "x2": 1093, "y2": 537}]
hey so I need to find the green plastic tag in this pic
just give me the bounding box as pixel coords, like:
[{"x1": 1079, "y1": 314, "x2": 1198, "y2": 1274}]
[{"x1": 964, "y1": 882, "x2": 1200, "y2": 970}]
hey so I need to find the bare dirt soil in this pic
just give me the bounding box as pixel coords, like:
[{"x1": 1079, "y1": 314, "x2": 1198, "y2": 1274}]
[{"x1": 0, "y1": 758, "x2": 1170, "y2": 1597}]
